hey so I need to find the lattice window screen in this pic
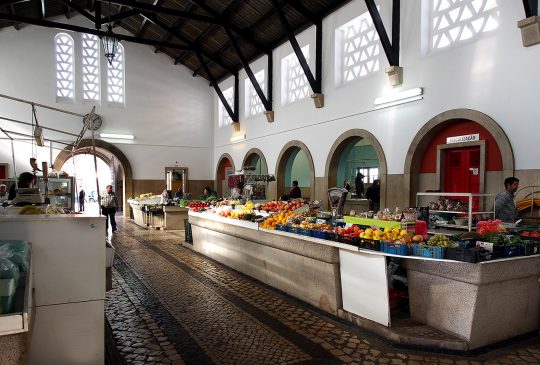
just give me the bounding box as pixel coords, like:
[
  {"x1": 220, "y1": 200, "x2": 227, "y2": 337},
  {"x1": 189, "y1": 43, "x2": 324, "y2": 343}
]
[
  {"x1": 286, "y1": 46, "x2": 310, "y2": 104},
  {"x1": 340, "y1": 12, "x2": 380, "y2": 83},
  {"x1": 247, "y1": 71, "x2": 265, "y2": 117},
  {"x1": 107, "y1": 44, "x2": 125, "y2": 104},
  {"x1": 219, "y1": 87, "x2": 234, "y2": 127},
  {"x1": 55, "y1": 33, "x2": 75, "y2": 101},
  {"x1": 82, "y1": 33, "x2": 100, "y2": 102},
  {"x1": 430, "y1": 0, "x2": 499, "y2": 50}
]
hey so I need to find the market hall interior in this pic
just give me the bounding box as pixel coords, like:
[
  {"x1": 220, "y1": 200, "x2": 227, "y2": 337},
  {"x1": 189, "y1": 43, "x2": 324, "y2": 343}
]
[{"x1": 1, "y1": 1, "x2": 540, "y2": 364}]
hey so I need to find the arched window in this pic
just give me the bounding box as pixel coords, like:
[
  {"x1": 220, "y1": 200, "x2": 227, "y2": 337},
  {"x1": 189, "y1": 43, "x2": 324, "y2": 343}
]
[
  {"x1": 428, "y1": 0, "x2": 499, "y2": 51},
  {"x1": 107, "y1": 43, "x2": 125, "y2": 104},
  {"x1": 81, "y1": 33, "x2": 100, "y2": 102},
  {"x1": 55, "y1": 33, "x2": 75, "y2": 102}
]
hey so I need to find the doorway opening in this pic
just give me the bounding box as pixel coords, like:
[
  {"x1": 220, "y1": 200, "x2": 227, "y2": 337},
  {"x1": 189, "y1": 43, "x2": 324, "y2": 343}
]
[
  {"x1": 276, "y1": 141, "x2": 314, "y2": 200},
  {"x1": 215, "y1": 154, "x2": 235, "y2": 197},
  {"x1": 61, "y1": 154, "x2": 112, "y2": 214}
]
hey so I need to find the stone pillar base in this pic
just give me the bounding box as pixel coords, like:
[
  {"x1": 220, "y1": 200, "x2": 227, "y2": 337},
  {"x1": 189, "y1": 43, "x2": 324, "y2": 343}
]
[{"x1": 518, "y1": 16, "x2": 540, "y2": 47}]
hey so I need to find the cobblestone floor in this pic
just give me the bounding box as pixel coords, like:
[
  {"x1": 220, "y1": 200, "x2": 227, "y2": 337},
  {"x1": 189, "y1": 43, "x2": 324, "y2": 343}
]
[{"x1": 106, "y1": 218, "x2": 540, "y2": 365}]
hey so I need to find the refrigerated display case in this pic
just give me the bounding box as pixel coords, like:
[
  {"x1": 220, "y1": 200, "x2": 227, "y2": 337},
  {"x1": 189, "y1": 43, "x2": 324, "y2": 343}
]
[{"x1": 37, "y1": 176, "x2": 75, "y2": 211}]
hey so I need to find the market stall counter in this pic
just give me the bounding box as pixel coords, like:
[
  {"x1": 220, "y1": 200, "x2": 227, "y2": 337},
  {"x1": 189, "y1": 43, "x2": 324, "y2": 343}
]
[{"x1": 189, "y1": 209, "x2": 540, "y2": 351}]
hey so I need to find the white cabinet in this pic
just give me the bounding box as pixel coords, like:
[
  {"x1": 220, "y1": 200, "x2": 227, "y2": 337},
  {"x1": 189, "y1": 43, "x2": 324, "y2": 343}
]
[
  {"x1": 0, "y1": 215, "x2": 105, "y2": 365},
  {"x1": 416, "y1": 192, "x2": 495, "y2": 231}
]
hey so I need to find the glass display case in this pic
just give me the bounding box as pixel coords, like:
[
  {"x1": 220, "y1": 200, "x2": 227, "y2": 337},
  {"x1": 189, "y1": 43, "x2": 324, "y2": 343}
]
[
  {"x1": 37, "y1": 176, "x2": 75, "y2": 210},
  {"x1": 416, "y1": 192, "x2": 495, "y2": 231}
]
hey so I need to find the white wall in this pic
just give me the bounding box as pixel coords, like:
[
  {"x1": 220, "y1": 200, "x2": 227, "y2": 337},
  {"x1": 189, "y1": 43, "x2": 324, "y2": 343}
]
[
  {"x1": 0, "y1": 15, "x2": 213, "y2": 180},
  {"x1": 213, "y1": 1, "x2": 540, "y2": 177}
]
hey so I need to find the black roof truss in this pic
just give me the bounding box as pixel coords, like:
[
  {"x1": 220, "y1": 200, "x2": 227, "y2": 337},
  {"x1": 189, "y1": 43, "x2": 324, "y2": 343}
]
[{"x1": 365, "y1": 0, "x2": 400, "y2": 67}]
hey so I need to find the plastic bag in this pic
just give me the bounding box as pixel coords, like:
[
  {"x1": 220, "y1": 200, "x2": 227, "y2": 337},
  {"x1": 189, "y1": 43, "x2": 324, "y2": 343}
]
[{"x1": 0, "y1": 240, "x2": 29, "y2": 272}]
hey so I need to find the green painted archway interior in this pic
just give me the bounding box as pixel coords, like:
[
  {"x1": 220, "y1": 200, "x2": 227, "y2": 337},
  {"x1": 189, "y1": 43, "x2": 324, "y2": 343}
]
[
  {"x1": 336, "y1": 138, "x2": 379, "y2": 188},
  {"x1": 284, "y1": 148, "x2": 311, "y2": 188},
  {"x1": 245, "y1": 154, "x2": 266, "y2": 174}
]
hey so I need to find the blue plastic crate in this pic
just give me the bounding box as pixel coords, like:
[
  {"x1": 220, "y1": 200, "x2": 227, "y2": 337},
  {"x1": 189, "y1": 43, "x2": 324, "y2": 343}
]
[
  {"x1": 494, "y1": 244, "x2": 521, "y2": 257},
  {"x1": 413, "y1": 244, "x2": 446, "y2": 259},
  {"x1": 310, "y1": 230, "x2": 327, "y2": 239},
  {"x1": 381, "y1": 241, "x2": 410, "y2": 256},
  {"x1": 275, "y1": 224, "x2": 286, "y2": 232}
]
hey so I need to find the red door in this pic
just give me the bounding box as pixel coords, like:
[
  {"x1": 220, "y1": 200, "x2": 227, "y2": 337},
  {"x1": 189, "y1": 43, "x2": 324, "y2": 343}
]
[{"x1": 444, "y1": 147, "x2": 480, "y2": 210}]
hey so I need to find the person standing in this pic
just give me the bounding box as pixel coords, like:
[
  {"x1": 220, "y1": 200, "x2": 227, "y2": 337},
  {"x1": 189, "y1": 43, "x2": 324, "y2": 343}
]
[
  {"x1": 0, "y1": 184, "x2": 7, "y2": 203},
  {"x1": 8, "y1": 172, "x2": 35, "y2": 200},
  {"x1": 366, "y1": 179, "x2": 381, "y2": 212},
  {"x1": 354, "y1": 171, "x2": 365, "y2": 198},
  {"x1": 495, "y1": 177, "x2": 520, "y2": 223},
  {"x1": 289, "y1": 180, "x2": 302, "y2": 199},
  {"x1": 78, "y1": 189, "x2": 86, "y2": 212},
  {"x1": 101, "y1": 185, "x2": 119, "y2": 233}
]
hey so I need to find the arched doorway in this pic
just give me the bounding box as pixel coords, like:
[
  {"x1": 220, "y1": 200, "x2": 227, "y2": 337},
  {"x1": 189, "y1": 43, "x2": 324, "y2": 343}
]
[
  {"x1": 54, "y1": 139, "x2": 133, "y2": 218},
  {"x1": 325, "y1": 130, "x2": 387, "y2": 209},
  {"x1": 215, "y1": 153, "x2": 235, "y2": 197},
  {"x1": 242, "y1": 148, "x2": 268, "y2": 175},
  {"x1": 61, "y1": 153, "x2": 112, "y2": 213},
  {"x1": 404, "y1": 109, "x2": 514, "y2": 206},
  {"x1": 275, "y1": 141, "x2": 315, "y2": 200}
]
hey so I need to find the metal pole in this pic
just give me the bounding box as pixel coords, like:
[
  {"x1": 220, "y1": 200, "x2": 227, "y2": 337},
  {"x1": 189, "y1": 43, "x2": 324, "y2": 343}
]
[
  {"x1": 91, "y1": 127, "x2": 101, "y2": 217},
  {"x1": 0, "y1": 93, "x2": 85, "y2": 117}
]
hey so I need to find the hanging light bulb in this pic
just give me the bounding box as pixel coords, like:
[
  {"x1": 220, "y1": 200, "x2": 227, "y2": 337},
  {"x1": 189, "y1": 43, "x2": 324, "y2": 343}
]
[{"x1": 100, "y1": 1, "x2": 119, "y2": 66}]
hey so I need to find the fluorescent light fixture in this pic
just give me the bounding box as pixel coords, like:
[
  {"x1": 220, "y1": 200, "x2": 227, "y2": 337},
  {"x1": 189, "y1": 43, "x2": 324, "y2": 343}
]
[
  {"x1": 100, "y1": 133, "x2": 134, "y2": 140},
  {"x1": 230, "y1": 133, "x2": 246, "y2": 143},
  {"x1": 374, "y1": 87, "x2": 423, "y2": 108}
]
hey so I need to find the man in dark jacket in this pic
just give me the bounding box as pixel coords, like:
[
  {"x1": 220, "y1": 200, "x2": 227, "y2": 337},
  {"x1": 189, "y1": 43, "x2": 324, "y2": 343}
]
[
  {"x1": 289, "y1": 180, "x2": 302, "y2": 199},
  {"x1": 366, "y1": 179, "x2": 380, "y2": 212}
]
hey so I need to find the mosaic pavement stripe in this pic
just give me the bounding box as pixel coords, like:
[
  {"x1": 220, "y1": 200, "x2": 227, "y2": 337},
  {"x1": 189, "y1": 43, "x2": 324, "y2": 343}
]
[
  {"x1": 122, "y1": 228, "x2": 340, "y2": 364},
  {"x1": 114, "y1": 257, "x2": 215, "y2": 365}
]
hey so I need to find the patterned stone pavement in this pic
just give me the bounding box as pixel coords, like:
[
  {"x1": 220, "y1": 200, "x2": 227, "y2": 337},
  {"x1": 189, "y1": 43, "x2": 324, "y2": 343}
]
[{"x1": 106, "y1": 218, "x2": 540, "y2": 365}]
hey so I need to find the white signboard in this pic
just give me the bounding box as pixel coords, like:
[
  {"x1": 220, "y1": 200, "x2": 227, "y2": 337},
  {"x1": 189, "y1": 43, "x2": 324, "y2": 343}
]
[{"x1": 446, "y1": 133, "x2": 479, "y2": 144}]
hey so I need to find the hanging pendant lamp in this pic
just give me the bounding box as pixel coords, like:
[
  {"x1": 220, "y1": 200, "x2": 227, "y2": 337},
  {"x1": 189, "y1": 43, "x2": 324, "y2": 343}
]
[{"x1": 100, "y1": 1, "x2": 119, "y2": 66}]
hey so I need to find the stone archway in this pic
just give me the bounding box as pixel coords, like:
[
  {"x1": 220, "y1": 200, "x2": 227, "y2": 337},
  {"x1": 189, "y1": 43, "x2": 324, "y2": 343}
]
[
  {"x1": 54, "y1": 139, "x2": 133, "y2": 218},
  {"x1": 403, "y1": 109, "x2": 514, "y2": 205},
  {"x1": 275, "y1": 141, "x2": 315, "y2": 200},
  {"x1": 242, "y1": 148, "x2": 268, "y2": 174},
  {"x1": 324, "y1": 129, "x2": 388, "y2": 209},
  {"x1": 215, "y1": 153, "x2": 235, "y2": 196}
]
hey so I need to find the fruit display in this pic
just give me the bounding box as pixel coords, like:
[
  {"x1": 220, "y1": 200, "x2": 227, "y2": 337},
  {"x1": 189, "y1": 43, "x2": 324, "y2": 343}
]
[
  {"x1": 258, "y1": 199, "x2": 306, "y2": 213},
  {"x1": 259, "y1": 211, "x2": 296, "y2": 230},
  {"x1": 520, "y1": 231, "x2": 540, "y2": 238},
  {"x1": 476, "y1": 220, "x2": 506, "y2": 235},
  {"x1": 426, "y1": 233, "x2": 455, "y2": 247},
  {"x1": 188, "y1": 201, "x2": 209, "y2": 212}
]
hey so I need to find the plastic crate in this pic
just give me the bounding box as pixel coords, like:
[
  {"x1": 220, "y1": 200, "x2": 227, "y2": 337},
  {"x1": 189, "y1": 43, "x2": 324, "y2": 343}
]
[
  {"x1": 310, "y1": 230, "x2": 327, "y2": 239},
  {"x1": 290, "y1": 226, "x2": 310, "y2": 236},
  {"x1": 381, "y1": 241, "x2": 411, "y2": 256},
  {"x1": 413, "y1": 244, "x2": 446, "y2": 259},
  {"x1": 339, "y1": 235, "x2": 360, "y2": 247},
  {"x1": 446, "y1": 247, "x2": 494, "y2": 263},
  {"x1": 494, "y1": 244, "x2": 521, "y2": 258},
  {"x1": 521, "y1": 241, "x2": 540, "y2": 256},
  {"x1": 276, "y1": 224, "x2": 287, "y2": 232},
  {"x1": 358, "y1": 238, "x2": 380, "y2": 251},
  {"x1": 325, "y1": 231, "x2": 340, "y2": 242},
  {"x1": 183, "y1": 218, "x2": 193, "y2": 244}
]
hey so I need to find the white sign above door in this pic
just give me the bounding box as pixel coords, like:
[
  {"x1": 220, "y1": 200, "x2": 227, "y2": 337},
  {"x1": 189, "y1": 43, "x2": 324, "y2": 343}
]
[{"x1": 446, "y1": 133, "x2": 480, "y2": 144}]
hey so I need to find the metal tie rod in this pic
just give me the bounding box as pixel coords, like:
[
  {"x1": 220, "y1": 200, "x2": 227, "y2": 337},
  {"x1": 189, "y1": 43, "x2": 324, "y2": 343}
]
[
  {"x1": 0, "y1": 116, "x2": 80, "y2": 137},
  {"x1": 0, "y1": 93, "x2": 85, "y2": 117}
]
